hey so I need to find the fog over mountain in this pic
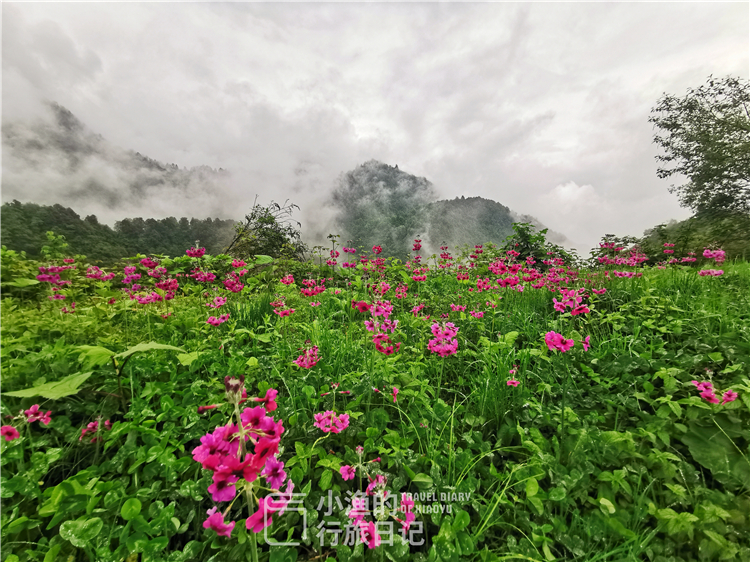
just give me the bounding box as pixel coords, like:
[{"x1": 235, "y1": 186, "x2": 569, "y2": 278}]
[
  {"x1": 2, "y1": 104, "x2": 572, "y2": 255},
  {"x1": 2, "y1": 102, "x2": 234, "y2": 221}
]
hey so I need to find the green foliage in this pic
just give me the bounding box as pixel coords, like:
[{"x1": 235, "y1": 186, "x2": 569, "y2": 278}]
[
  {"x1": 650, "y1": 75, "x2": 750, "y2": 214},
  {"x1": 1, "y1": 244, "x2": 749, "y2": 562},
  {"x1": 227, "y1": 199, "x2": 307, "y2": 260},
  {"x1": 1, "y1": 200, "x2": 236, "y2": 262}
]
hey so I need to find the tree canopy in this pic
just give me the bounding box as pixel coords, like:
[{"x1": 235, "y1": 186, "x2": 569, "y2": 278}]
[{"x1": 649, "y1": 75, "x2": 750, "y2": 215}]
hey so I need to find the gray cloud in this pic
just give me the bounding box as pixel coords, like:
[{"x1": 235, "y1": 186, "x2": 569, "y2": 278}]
[{"x1": 2, "y1": 2, "x2": 748, "y2": 252}]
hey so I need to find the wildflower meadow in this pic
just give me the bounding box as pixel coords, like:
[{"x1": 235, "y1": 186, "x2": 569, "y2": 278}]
[{"x1": 1, "y1": 231, "x2": 749, "y2": 562}]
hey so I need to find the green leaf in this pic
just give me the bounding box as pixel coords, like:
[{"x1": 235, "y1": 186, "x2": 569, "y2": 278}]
[
  {"x1": 5, "y1": 278, "x2": 40, "y2": 287},
  {"x1": 177, "y1": 352, "x2": 199, "y2": 366},
  {"x1": 77, "y1": 345, "x2": 115, "y2": 368},
  {"x1": 525, "y1": 477, "x2": 539, "y2": 497},
  {"x1": 319, "y1": 469, "x2": 333, "y2": 491},
  {"x1": 246, "y1": 357, "x2": 259, "y2": 369},
  {"x1": 548, "y1": 487, "x2": 566, "y2": 501},
  {"x1": 412, "y1": 473, "x2": 434, "y2": 490},
  {"x1": 707, "y1": 352, "x2": 724, "y2": 363},
  {"x1": 681, "y1": 421, "x2": 750, "y2": 491},
  {"x1": 452, "y1": 510, "x2": 470, "y2": 532},
  {"x1": 504, "y1": 331, "x2": 519, "y2": 346},
  {"x1": 254, "y1": 255, "x2": 274, "y2": 265},
  {"x1": 3, "y1": 372, "x2": 92, "y2": 399},
  {"x1": 60, "y1": 517, "x2": 104, "y2": 548},
  {"x1": 121, "y1": 498, "x2": 142, "y2": 521},
  {"x1": 599, "y1": 498, "x2": 616, "y2": 515},
  {"x1": 115, "y1": 342, "x2": 185, "y2": 360}
]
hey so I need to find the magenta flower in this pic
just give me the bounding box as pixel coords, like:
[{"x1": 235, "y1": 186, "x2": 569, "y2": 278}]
[
  {"x1": 1, "y1": 426, "x2": 20, "y2": 441},
  {"x1": 208, "y1": 472, "x2": 239, "y2": 502},
  {"x1": 545, "y1": 331, "x2": 574, "y2": 353},
  {"x1": 203, "y1": 507, "x2": 235, "y2": 537},
  {"x1": 313, "y1": 411, "x2": 350, "y2": 433},
  {"x1": 187, "y1": 247, "x2": 206, "y2": 258},
  {"x1": 721, "y1": 390, "x2": 738, "y2": 405},
  {"x1": 507, "y1": 379, "x2": 520, "y2": 387},
  {"x1": 358, "y1": 520, "x2": 382, "y2": 549},
  {"x1": 261, "y1": 456, "x2": 287, "y2": 490},
  {"x1": 253, "y1": 388, "x2": 279, "y2": 412},
  {"x1": 581, "y1": 336, "x2": 591, "y2": 352},
  {"x1": 700, "y1": 390, "x2": 720, "y2": 404},
  {"x1": 392, "y1": 387, "x2": 399, "y2": 403},
  {"x1": 294, "y1": 346, "x2": 320, "y2": 369},
  {"x1": 340, "y1": 465, "x2": 356, "y2": 481}
]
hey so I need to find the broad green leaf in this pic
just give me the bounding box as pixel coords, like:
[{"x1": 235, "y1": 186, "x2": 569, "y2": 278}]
[
  {"x1": 254, "y1": 255, "x2": 274, "y2": 265},
  {"x1": 452, "y1": 510, "x2": 470, "y2": 532},
  {"x1": 3, "y1": 372, "x2": 92, "y2": 400},
  {"x1": 504, "y1": 331, "x2": 519, "y2": 346},
  {"x1": 319, "y1": 469, "x2": 333, "y2": 491},
  {"x1": 5, "y1": 278, "x2": 40, "y2": 287},
  {"x1": 707, "y1": 352, "x2": 724, "y2": 363},
  {"x1": 411, "y1": 473, "x2": 434, "y2": 489},
  {"x1": 599, "y1": 498, "x2": 616, "y2": 515},
  {"x1": 548, "y1": 488, "x2": 566, "y2": 501},
  {"x1": 681, "y1": 421, "x2": 750, "y2": 490},
  {"x1": 177, "y1": 352, "x2": 199, "y2": 366},
  {"x1": 121, "y1": 498, "x2": 142, "y2": 521},
  {"x1": 77, "y1": 345, "x2": 115, "y2": 368},
  {"x1": 525, "y1": 477, "x2": 539, "y2": 497},
  {"x1": 115, "y1": 342, "x2": 185, "y2": 360},
  {"x1": 60, "y1": 517, "x2": 103, "y2": 548}
]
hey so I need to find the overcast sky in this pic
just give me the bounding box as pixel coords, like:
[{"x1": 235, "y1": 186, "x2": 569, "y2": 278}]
[{"x1": 2, "y1": 2, "x2": 748, "y2": 251}]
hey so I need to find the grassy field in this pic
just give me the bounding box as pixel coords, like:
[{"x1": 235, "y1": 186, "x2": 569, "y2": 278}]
[{"x1": 1, "y1": 242, "x2": 748, "y2": 562}]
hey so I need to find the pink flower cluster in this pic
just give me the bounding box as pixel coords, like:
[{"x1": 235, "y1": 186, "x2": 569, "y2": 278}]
[
  {"x1": 192, "y1": 270, "x2": 216, "y2": 283},
  {"x1": 280, "y1": 274, "x2": 295, "y2": 285},
  {"x1": 691, "y1": 381, "x2": 737, "y2": 405},
  {"x1": 24, "y1": 404, "x2": 52, "y2": 425},
  {"x1": 294, "y1": 346, "x2": 320, "y2": 369},
  {"x1": 187, "y1": 247, "x2": 206, "y2": 258},
  {"x1": 80, "y1": 419, "x2": 112, "y2": 442},
  {"x1": 300, "y1": 278, "x2": 326, "y2": 297},
  {"x1": 86, "y1": 266, "x2": 116, "y2": 281},
  {"x1": 428, "y1": 322, "x2": 459, "y2": 357},
  {"x1": 545, "y1": 331, "x2": 574, "y2": 353},
  {"x1": 313, "y1": 411, "x2": 350, "y2": 433},
  {"x1": 193, "y1": 382, "x2": 291, "y2": 537},
  {"x1": 206, "y1": 296, "x2": 228, "y2": 309},
  {"x1": 553, "y1": 288, "x2": 590, "y2": 315},
  {"x1": 207, "y1": 314, "x2": 230, "y2": 326},
  {"x1": 703, "y1": 248, "x2": 726, "y2": 264},
  {"x1": 698, "y1": 269, "x2": 724, "y2": 277}
]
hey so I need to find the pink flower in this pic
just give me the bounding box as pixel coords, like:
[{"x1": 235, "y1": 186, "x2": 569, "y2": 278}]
[
  {"x1": 187, "y1": 247, "x2": 206, "y2": 258},
  {"x1": 392, "y1": 387, "x2": 399, "y2": 403},
  {"x1": 203, "y1": 507, "x2": 235, "y2": 537},
  {"x1": 253, "y1": 388, "x2": 279, "y2": 412},
  {"x1": 294, "y1": 346, "x2": 320, "y2": 369},
  {"x1": 721, "y1": 390, "x2": 738, "y2": 405},
  {"x1": 700, "y1": 390, "x2": 720, "y2": 404},
  {"x1": 545, "y1": 331, "x2": 574, "y2": 353},
  {"x1": 372, "y1": 245, "x2": 383, "y2": 255},
  {"x1": 507, "y1": 379, "x2": 520, "y2": 387},
  {"x1": 1, "y1": 426, "x2": 20, "y2": 441},
  {"x1": 581, "y1": 336, "x2": 591, "y2": 351},
  {"x1": 340, "y1": 465, "x2": 356, "y2": 481},
  {"x1": 313, "y1": 411, "x2": 350, "y2": 433},
  {"x1": 280, "y1": 274, "x2": 295, "y2": 285},
  {"x1": 261, "y1": 455, "x2": 287, "y2": 490},
  {"x1": 246, "y1": 496, "x2": 280, "y2": 533},
  {"x1": 358, "y1": 520, "x2": 382, "y2": 549},
  {"x1": 310, "y1": 301, "x2": 321, "y2": 307}
]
